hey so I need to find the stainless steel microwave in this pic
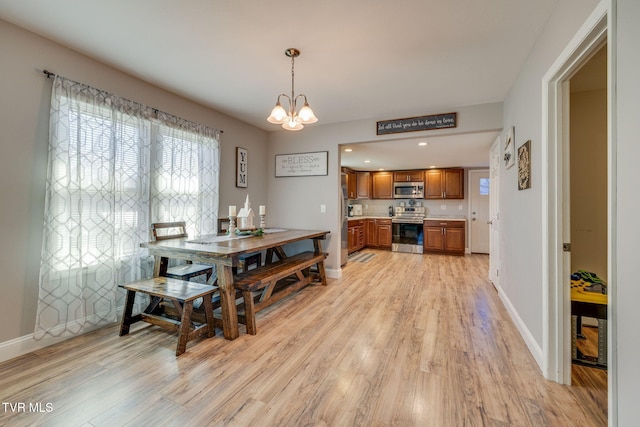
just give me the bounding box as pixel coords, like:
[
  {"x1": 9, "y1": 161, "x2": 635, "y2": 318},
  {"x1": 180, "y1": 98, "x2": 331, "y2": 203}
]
[{"x1": 393, "y1": 181, "x2": 424, "y2": 199}]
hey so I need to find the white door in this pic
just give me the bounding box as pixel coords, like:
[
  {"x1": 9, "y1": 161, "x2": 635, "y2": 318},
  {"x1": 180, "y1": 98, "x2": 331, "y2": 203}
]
[
  {"x1": 489, "y1": 137, "x2": 501, "y2": 285},
  {"x1": 469, "y1": 169, "x2": 490, "y2": 253}
]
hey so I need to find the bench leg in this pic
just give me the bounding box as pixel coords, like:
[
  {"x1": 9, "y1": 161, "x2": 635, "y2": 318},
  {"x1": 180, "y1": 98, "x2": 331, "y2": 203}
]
[
  {"x1": 176, "y1": 301, "x2": 194, "y2": 356},
  {"x1": 243, "y1": 290, "x2": 257, "y2": 335},
  {"x1": 203, "y1": 292, "x2": 216, "y2": 338},
  {"x1": 119, "y1": 289, "x2": 137, "y2": 336}
]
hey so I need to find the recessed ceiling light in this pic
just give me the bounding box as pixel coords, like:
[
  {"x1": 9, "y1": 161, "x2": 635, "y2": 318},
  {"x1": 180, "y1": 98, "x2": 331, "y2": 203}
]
[
  {"x1": 364, "y1": 160, "x2": 371, "y2": 163},
  {"x1": 418, "y1": 142, "x2": 428, "y2": 146},
  {"x1": 344, "y1": 148, "x2": 353, "y2": 152}
]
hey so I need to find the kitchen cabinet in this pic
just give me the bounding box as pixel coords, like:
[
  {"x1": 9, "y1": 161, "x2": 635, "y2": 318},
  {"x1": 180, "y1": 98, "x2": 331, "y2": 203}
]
[
  {"x1": 346, "y1": 170, "x2": 357, "y2": 199},
  {"x1": 348, "y1": 219, "x2": 366, "y2": 254},
  {"x1": 365, "y1": 218, "x2": 392, "y2": 248},
  {"x1": 356, "y1": 172, "x2": 371, "y2": 199},
  {"x1": 424, "y1": 168, "x2": 464, "y2": 199},
  {"x1": 424, "y1": 220, "x2": 465, "y2": 255},
  {"x1": 371, "y1": 171, "x2": 394, "y2": 199},
  {"x1": 393, "y1": 170, "x2": 424, "y2": 182}
]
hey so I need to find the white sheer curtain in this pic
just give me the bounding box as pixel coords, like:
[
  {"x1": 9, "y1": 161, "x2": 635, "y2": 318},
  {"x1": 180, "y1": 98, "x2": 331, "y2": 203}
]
[
  {"x1": 35, "y1": 76, "x2": 220, "y2": 338},
  {"x1": 151, "y1": 112, "x2": 220, "y2": 236}
]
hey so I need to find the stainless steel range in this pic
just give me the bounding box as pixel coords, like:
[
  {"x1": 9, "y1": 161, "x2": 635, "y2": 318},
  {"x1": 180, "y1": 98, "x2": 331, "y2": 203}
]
[{"x1": 392, "y1": 206, "x2": 426, "y2": 253}]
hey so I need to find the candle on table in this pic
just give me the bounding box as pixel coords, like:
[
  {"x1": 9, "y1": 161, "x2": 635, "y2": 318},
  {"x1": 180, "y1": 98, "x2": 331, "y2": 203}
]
[
  {"x1": 259, "y1": 205, "x2": 266, "y2": 215},
  {"x1": 229, "y1": 205, "x2": 236, "y2": 217}
]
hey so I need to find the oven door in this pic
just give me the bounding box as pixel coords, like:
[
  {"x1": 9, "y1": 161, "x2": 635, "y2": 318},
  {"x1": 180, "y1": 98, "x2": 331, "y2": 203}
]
[{"x1": 391, "y1": 222, "x2": 424, "y2": 254}]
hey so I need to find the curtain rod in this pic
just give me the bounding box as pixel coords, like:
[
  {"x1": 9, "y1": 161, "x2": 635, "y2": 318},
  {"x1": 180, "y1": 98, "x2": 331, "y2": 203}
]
[{"x1": 42, "y1": 69, "x2": 223, "y2": 133}]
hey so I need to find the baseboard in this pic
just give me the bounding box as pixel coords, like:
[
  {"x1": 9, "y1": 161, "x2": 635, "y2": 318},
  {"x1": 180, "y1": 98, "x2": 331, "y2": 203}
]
[
  {"x1": 496, "y1": 284, "x2": 544, "y2": 369},
  {"x1": 0, "y1": 305, "x2": 141, "y2": 364},
  {"x1": 325, "y1": 267, "x2": 342, "y2": 279},
  {"x1": 0, "y1": 323, "x2": 108, "y2": 364}
]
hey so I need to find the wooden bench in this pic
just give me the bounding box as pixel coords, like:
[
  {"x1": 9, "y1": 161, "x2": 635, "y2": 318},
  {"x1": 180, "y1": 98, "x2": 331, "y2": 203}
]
[
  {"x1": 119, "y1": 277, "x2": 218, "y2": 355},
  {"x1": 233, "y1": 251, "x2": 328, "y2": 335}
]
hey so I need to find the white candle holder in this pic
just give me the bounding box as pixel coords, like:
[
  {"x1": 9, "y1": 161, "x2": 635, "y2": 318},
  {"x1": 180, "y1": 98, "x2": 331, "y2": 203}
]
[
  {"x1": 259, "y1": 214, "x2": 266, "y2": 230},
  {"x1": 228, "y1": 216, "x2": 237, "y2": 234}
]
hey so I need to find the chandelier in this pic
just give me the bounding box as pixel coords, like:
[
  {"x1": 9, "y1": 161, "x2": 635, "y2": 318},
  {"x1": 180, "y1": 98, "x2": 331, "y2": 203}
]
[{"x1": 267, "y1": 48, "x2": 318, "y2": 131}]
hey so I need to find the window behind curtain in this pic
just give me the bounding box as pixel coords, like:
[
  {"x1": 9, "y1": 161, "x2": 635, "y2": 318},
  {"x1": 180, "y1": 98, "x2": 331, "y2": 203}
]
[{"x1": 36, "y1": 76, "x2": 220, "y2": 338}]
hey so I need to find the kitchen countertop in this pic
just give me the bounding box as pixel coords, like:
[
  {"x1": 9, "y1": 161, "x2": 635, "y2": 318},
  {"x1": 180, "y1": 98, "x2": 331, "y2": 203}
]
[
  {"x1": 424, "y1": 216, "x2": 466, "y2": 221},
  {"x1": 348, "y1": 215, "x2": 466, "y2": 221},
  {"x1": 348, "y1": 215, "x2": 393, "y2": 221}
]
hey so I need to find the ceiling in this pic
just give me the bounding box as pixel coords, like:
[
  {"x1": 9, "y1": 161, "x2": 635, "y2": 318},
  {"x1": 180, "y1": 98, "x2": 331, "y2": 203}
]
[{"x1": 0, "y1": 0, "x2": 560, "y2": 170}]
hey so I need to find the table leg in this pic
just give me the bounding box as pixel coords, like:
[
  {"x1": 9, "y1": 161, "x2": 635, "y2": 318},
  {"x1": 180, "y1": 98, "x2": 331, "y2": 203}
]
[
  {"x1": 119, "y1": 289, "x2": 136, "y2": 336},
  {"x1": 314, "y1": 238, "x2": 327, "y2": 285},
  {"x1": 216, "y1": 261, "x2": 239, "y2": 340}
]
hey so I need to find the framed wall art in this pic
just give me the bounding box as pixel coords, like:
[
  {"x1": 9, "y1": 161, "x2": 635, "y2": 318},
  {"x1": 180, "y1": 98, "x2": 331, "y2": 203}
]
[
  {"x1": 236, "y1": 147, "x2": 248, "y2": 188},
  {"x1": 504, "y1": 126, "x2": 515, "y2": 169},
  {"x1": 518, "y1": 140, "x2": 531, "y2": 190},
  {"x1": 275, "y1": 151, "x2": 328, "y2": 177}
]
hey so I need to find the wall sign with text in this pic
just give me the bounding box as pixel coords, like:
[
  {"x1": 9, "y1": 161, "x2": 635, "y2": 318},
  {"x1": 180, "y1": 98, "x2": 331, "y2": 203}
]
[
  {"x1": 236, "y1": 147, "x2": 248, "y2": 187},
  {"x1": 275, "y1": 151, "x2": 328, "y2": 177},
  {"x1": 376, "y1": 112, "x2": 457, "y2": 135}
]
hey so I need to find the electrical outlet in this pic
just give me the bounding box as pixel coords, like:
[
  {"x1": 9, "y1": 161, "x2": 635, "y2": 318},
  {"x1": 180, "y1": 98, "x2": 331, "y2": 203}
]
[
  {"x1": 320, "y1": 204, "x2": 326, "y2": 213},
  {"x1": 458, "y1": 204, "x2": 463, "y2": 210},
  {"x1": 441, "y1": 205, "x2": 447, "y2": 210}
]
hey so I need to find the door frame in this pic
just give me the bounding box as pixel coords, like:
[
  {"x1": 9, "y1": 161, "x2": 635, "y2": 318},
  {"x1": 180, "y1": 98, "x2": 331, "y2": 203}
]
[
  {"x1": 541, "y1": 0, "x2": 610, "y2": 391},
  {"x1": 489, "y1": 137, "x2": 501, "y2": 286}
]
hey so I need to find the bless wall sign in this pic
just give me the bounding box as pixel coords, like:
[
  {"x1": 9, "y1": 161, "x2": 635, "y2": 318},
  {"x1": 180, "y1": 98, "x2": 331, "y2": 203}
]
[{"x1": 376, "y1": 112, "x2": 457, "y2": 135}]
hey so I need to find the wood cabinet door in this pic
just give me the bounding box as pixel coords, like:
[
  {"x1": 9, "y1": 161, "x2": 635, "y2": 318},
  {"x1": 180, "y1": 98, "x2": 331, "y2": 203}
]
[
  {"x1": 393, "y1": 170, "x2": 424, "y2": 182},
  {"x1": 347, "y1": 227, "x2": 355, "y2": 253},
  {"x1": 424, "y1": 170, "x2": 444, "y2": 199},
  {"x1": 356, "y1": 172, "x2": 371, "y2": 199},
  {"x1": 377, "y1": 222, "x2": 392, "y2": 247},
  {"x1": 347, "y1": 171, "x2": 357, "y2": 199},
  {"x1": 424, "y1": 226, "x2": 444, "y2": 251},
  {"x1": 372, "y1": 172, "x2": 394, "y2": 199},
  {"x1": 443, "y1": 227, "x2": 465, "y2": 253},
  {"x1": 366, "y1": 219, "x2": 377, "y2": 246},
  {"x1": 443, "y1": 169, "x2": 464, "y2": 199}
]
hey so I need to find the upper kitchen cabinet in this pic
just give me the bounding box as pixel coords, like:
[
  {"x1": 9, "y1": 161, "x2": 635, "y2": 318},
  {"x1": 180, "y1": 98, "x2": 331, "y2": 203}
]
[
  {"x1": 345, "y1": 169, "x2": 357, "y2": 199},
  {"x1": 356, "y1": 172, "x2": 371, "y2": 199},
  {"x1": 424, "y1": 168, "x2": 464, "y2": 199},
  {"x1": 393, "y1": 170, "x2": 424, "y2": 182},
  {"x1": 371, "y1": 171, "x2": 394, "y2": 199}
]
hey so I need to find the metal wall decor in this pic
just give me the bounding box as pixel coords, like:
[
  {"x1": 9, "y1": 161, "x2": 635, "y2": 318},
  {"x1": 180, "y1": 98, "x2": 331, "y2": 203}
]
[{"x1": 504, "y1": 126, "x2": 515, "y2": 169}]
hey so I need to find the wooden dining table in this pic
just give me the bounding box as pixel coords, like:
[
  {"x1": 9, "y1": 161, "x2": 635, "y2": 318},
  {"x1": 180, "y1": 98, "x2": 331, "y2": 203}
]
[{"x1": 141, "y1": 228, "x2": 330, "y2": 340}]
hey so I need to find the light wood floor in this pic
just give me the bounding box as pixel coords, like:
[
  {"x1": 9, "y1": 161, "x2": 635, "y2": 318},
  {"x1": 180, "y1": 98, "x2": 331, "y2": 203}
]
[{"x1": 0, "y1": 251, "x2": 607, "y2": 426}]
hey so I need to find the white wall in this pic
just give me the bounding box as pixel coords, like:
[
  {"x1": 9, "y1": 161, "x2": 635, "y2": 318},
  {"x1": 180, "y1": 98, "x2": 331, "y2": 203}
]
[
  {"x1": 267, "y1": 103, "x2": 503, "y2": 274},
  {"x1": 0, "y1": 19, "x2": 268, "y2": 350},
  {"x1": 613, "y1": 0, "x2": 640, "y2": 423},
  {"x1": 499, "y1": 0, "x2": 600, "y2": 364}
]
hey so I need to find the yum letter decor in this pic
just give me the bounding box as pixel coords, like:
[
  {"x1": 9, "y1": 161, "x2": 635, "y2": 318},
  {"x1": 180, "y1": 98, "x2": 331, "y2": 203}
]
[{"x1": 236, "y1": 147, "x2": 248, "y2": 188}]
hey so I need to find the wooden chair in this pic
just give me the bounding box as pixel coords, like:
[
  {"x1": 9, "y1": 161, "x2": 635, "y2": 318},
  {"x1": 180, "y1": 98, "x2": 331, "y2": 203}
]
[{"x1": 151, "y1": 221, "x2": 213, "y2": 281}]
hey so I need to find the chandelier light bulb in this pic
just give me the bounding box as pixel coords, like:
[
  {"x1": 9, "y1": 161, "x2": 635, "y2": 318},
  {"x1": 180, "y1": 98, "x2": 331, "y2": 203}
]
[
  {"x1": 298, "y1": 102, "x2": 318, "y2": 124},
  {"x1": 267, "y1": 101, "x2": 288, "y2": 124}
]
